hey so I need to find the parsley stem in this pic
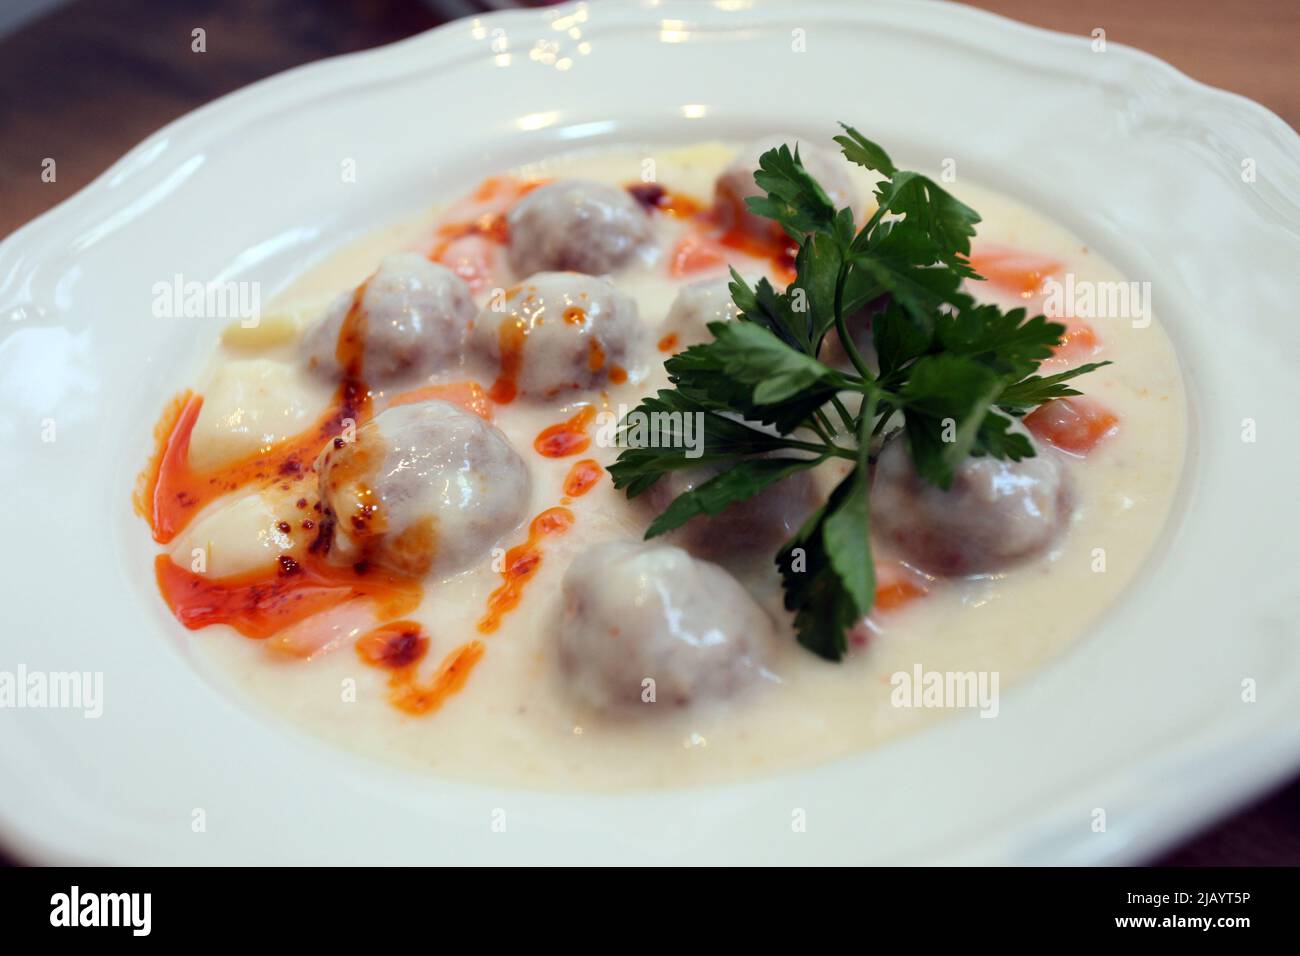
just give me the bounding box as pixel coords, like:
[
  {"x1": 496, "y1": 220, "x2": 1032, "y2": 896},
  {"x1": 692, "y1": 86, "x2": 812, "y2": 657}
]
[
  {"x1": 781, "y1": 436, "x2": 856, "y2": 460},
  {"x1": 858, "y1": 392, "x2": 878, "y2": 468},
  {"x1": 808, "y1": 412, "x2": 835, "y2": 446},
  {"x1": 832, "y1": 262, "x2": 876, "y2": 384},
  {"x1": 871, "y1": 406, "x2": 895, "y2": 440},
  {"x1": 829, "y1": 395, "x2": 856, "y2": 434}
]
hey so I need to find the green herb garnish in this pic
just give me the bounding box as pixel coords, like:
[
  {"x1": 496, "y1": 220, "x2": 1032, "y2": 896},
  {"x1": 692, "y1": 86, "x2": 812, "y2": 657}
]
[{"x1": 609, "y1": 125, "x2": 1109, "y2": 661}]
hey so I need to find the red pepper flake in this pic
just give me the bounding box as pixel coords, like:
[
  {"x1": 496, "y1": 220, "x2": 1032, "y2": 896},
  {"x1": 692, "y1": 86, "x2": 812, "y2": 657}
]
[
  {"x1": 627, "y1": 182, "x2": 666, "y2": 210},
  {"x1": 308, "y1": 514, "x2": 335, "y2": 555},
  {"x1": 356, "y1": 622, "x2": 430, "y2": 670},
  {"x1": 624, "y1": 184, "x2": 702, "y2": 218}
]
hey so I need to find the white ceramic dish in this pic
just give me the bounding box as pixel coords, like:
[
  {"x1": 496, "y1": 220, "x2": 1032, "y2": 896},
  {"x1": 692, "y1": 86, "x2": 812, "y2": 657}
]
[{"x1": 1, "y1": 0, "x2": 1298, "y2": 865}]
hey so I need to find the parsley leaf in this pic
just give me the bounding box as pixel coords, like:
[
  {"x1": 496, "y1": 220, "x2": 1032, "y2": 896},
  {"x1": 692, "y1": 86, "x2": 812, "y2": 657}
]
[
  {"x1": 900, "y1": 354, "x2": 1003, "y2": 488},
  {"x1": 997, "y1": 361, "x2": 1114, "y2": 410},
  {"x1": 706, "y1": 320, "x2": 837, "y2": 405},
  {"x1": 745, "y1": 144, "x2": 839, "y2": 239},
  {"x1": 645, "y1": 457, "x2": 820, "y2": 539},
  {"x1": 778, "y1": 472, "x2": 872, "y2": 660}
]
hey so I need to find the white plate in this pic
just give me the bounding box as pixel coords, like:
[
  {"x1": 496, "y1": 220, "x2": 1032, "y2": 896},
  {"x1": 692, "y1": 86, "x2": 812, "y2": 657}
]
[{"x1": 2, "y1": 0, "x2": 1298, "y2": 865}]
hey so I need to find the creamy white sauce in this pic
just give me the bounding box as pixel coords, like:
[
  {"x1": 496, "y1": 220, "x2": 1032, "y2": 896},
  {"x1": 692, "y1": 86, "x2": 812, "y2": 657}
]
[{"x1": 173, "y1": 142, "x2": 1186, "y2": 789}]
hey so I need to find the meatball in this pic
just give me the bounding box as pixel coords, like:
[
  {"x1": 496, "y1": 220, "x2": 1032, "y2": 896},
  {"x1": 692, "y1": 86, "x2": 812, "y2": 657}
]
[
  {"x1": 558, "y1": 541, "x2": 773, "y2": 712},
  {"x1": 507, "y1": 179, "x2": 652, "y2": 277},
  {"x1": 661, "y1": 274, "x2": 756, "y2": 349},
  {"x1": 471, "y1": 271, "x2": 645, "y2": 399},
  {"x1": 715, "y1": 134, "x2": 858, "y2": 239},
  {"x1": 315, "y1": 400, "x2": 529, "y2": 577},
  {"x1": 871, "y1": 435, "x2": 1073, "y2": 576},
  {"x1": 301, "y1": 252, "x2": 475, "y2": 386},
  {"x1": 647, "y1": 463, "x2": 815, "y2": 557}
]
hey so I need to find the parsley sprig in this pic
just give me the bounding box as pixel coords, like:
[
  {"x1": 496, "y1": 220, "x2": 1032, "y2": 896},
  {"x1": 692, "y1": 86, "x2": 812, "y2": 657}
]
[{"x1": 608, "y1": 125, "x2": 1109, "y2": 660}]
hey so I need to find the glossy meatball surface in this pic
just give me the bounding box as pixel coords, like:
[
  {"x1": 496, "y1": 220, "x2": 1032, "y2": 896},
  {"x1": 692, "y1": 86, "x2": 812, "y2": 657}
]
[
  {"x1": 301, "y1": 252, "x2": 475, "y2": 386},
  {"x1": 715, "y1": 134, "x2": 858, "y2": 239},
  {"x1": 558, "y1": 541, "x2": 773, "y2": 713},
  {"x1": 471, "y1": 271, "x2": 645, "y2": 399},
  {"x1": 315, "y1": 400, "x2": 529, "y2": 577},
  {"x1": 871, "y1": 435, "x2": 1073, "y2": 576},
  {"x1": 507, "y1": 179, "x2": 652, "y2": 277},
  {"x1": 661, "y1": 274, "x2": 754, "y2": 349}
]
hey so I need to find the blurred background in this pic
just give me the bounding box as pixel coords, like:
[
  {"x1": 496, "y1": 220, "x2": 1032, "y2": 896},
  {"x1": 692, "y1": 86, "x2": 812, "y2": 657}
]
[{"x1": 0, "y1": 0, "x2": 1296, "y2": 865}]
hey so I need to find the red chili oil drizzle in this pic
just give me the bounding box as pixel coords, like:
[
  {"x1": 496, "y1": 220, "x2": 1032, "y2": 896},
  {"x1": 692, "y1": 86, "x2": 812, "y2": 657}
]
[
  {"x1": 154, "y1": 550, "x2": 420, "y2": 640},
  {"x1": 562, "y1": 459, "x2": 604, "y2": 499},
  {"x1": 140, "y1": 390, "x2": 367, "y2": 546},
  {"x1": 387, "y1": 380, "x2": 495, "y2": 420},
  {"x1": 534, "y1": 405, "x2": 597, "y2": 458},
  {"x1": 476, "y1": 507, "x2": 575, "y2": 634},
  {"x1": 355, "y1": 622, "x2": 484, "y2": 716},
  {"x1": 487, "y1": 319, "x2": 526, "y2": 404}
]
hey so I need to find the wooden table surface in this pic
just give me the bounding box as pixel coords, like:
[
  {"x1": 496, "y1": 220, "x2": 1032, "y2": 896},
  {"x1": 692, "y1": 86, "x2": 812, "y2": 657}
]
[{"x1": 1, "y1": 0, "x2": 1296, "y2": 865}]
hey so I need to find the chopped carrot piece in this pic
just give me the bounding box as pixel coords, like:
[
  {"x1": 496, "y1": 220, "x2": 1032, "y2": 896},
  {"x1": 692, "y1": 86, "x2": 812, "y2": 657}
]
[
  {"x1": 429, "y1": 232, "x2": 497, "y2": 293},
  {"x1": 669, "y1": 233, "x2": 727, "y2": 277},
  {"x1": 1024, "y1": 397, "x2": 1118, "y2": 455},
  {"x1": 874, "y1": 578, "x2": 928, "y2": 612},
  {"x1": 473, "y1": 175, "x2": 515, "y2": 202},
  {"x1": 969, "y1": 245, "x2": 1062, "y2": 299},
  {"x1": 468, "y1": 174, "x2": 546, "y2": 206},
  {"x1": 873, "y1": 563, "x2": 930, "y2": 613},
  {"x1": 846, "y1": 564, "x2": 930, "y2": 647},
  {"x1": 1041, "y1": 320, "x2": 1101, "y2": 366},
  {"x1": 388, "y1": 381, "x2": 494, "y2": 420},
  {"x1": 427, "y1": 176, "x2": 551, "y2": 292},
  {"x1": 1055, "y1": 321, "x2": 1099, "y2": 358},
  {"x1": 716, "y1": 225, "x2": 798, "y2": 285}
]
